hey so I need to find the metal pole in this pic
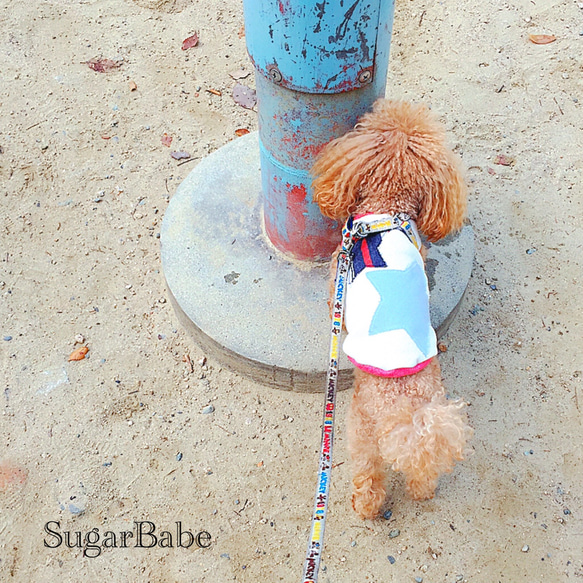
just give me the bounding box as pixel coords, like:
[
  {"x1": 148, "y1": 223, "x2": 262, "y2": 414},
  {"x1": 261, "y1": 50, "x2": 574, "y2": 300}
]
[{"x1": 244, "y1": 0, "x2": 395, "y2": 262}]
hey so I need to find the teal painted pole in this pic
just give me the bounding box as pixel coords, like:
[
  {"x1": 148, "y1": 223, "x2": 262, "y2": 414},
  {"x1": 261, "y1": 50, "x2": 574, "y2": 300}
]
[{"x1": 244, "y1": 0, "x2": 395, "y2": 261}]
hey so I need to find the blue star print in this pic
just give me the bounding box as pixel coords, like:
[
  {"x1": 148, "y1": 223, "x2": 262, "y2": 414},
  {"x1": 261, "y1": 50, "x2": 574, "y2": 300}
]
[{"x1": 366, "y1": 264, "x2": 432, "y2": 355}]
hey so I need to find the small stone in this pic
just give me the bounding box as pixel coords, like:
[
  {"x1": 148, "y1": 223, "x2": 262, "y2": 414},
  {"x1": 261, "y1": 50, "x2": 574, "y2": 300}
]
[
  {"x1": 3, "y1": 336, "x2": 12, "y2": 341},
  {"x1": 176, "y1": 452, "x2": 183, "y2": 461},
  {"x1": 68, "y1": 503, "x2": 85, "y2": 515},
  {"x1": 420, "y1": 564, "x2": 428, "y2": 572},
  {"x1": 171, "y1": 151, "x2": 191, "y2": 160},
  {"x1": 102, "y1": 461, "x2": 112, "y2": 466},
  {"x1": 526, "y1": 248, "x2": 537, "y2": 254},
  {"x1": 522, "y1": 544, "x2": 529, "y2": 552},
  {"x1": 220, "y1": 553, "x2": 230, "y2": 559},
  {"x1": 351, "y1": 541, "x2": 356, "y2": 547},
  {"x1": 389, "y1": 529, "x2": 400, "y2": 538},
  {"x1": 456, "y1": 576, "x2": 464, "y2": 582},
  {"x1": 75, "y1": 334, "x2": 85, "y2": 344},
  {"x1": 383, "y1": 510, "x2": 393, "y2": 520},
  {"x1": 202, "y1": 405, "x2": 215, "y2": 414},
  {"x1": 415, "y1": 577, "x2": 423, "y2": 583},
  {"x1": 563, "y1": 508, "x2": 571, "y2": 515},
  {"x1": 387, "y1": 555, "x2": 396, "y2": 564}
]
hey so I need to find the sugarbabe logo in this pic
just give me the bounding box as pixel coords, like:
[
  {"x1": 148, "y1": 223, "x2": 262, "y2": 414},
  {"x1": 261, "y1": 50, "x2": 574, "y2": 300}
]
[{"x1": 44, "y1": 521, "x2": 211, "y2": 558}]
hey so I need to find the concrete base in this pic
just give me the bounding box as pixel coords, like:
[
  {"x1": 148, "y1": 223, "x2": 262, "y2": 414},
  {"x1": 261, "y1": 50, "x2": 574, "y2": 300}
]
[{"x1": 160, "y1": 132, "x2": 474, "y2": 393}]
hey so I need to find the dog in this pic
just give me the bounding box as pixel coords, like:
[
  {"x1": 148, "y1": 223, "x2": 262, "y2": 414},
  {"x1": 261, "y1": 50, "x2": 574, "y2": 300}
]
[{"x1": 312, "y1": 100, "x2": 473, "y2": 519}]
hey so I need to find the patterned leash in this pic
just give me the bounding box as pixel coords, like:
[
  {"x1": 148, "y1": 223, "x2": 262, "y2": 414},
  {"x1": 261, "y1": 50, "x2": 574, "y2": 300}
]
[{"x1": 301, "y1": 214, "x2": 421, "y2": 583}]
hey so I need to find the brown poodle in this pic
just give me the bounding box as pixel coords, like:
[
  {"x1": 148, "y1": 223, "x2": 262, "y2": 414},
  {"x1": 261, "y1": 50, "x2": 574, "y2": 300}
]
[{"x1": 312, "y1": 100, "x2": 473, "y2": 519}]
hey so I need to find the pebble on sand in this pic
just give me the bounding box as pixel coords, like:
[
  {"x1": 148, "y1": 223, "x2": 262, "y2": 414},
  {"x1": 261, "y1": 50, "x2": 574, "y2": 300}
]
[{"x1": 68, "y1": 503, "x2": 85, "y2": 515}]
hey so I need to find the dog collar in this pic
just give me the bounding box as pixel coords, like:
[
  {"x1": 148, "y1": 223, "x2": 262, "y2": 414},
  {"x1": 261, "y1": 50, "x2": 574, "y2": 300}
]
[{"x1": 343, "y1": 213, "x2": 422, "y2": 252}]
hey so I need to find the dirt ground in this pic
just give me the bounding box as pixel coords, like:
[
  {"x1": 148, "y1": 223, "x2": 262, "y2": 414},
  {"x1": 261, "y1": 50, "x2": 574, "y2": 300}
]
[{"x1": 1, "y1": 0, "x2": 582, "y2": 581}]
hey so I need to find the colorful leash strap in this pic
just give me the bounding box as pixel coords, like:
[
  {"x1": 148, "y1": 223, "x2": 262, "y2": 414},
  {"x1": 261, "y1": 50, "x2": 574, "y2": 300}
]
[{"x1": 301, "y1": 213, "x2": 420, "y2": 583}]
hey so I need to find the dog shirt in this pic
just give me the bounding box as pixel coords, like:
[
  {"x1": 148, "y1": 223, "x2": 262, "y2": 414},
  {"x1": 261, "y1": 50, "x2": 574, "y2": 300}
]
[{"x1": 343, "y1": 215, "x2": 437, "y2": 377}]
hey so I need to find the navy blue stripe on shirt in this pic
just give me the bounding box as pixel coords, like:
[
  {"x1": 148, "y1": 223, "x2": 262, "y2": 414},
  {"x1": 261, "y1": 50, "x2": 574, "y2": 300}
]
[{"x1": 352, "y1": 234, "x2": 386, "y2": 279}]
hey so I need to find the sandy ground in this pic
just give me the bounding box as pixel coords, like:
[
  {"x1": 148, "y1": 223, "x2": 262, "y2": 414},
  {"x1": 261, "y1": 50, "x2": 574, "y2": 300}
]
[{"x1": 1, "y1": 0, "x2": 582, "y2": 581}]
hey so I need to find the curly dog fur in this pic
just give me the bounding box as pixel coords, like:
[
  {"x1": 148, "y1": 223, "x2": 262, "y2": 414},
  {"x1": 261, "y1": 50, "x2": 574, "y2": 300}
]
[{"x1": 312, "y1": 100, "x2": 473, "y2": 519}]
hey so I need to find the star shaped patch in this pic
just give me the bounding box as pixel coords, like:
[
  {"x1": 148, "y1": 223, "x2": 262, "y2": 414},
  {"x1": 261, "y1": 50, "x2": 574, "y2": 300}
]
[{"x1": 366, "y1": 264, "x2": 432, "y2": 355}]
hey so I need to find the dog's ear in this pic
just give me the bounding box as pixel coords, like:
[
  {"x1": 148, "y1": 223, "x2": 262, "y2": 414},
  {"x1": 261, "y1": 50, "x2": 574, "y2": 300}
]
[
  {"x1": 311, "y1": 131, "x2": 382, "y2": 221},
  {"x1": 416, "y1": 148, "x2": 467, "y2": 243}
]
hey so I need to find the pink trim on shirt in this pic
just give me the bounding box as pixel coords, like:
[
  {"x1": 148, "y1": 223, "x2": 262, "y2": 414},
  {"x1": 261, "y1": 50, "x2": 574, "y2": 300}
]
[{"x1": 348, "y1": 356, "x2": 432, "y2": 378}]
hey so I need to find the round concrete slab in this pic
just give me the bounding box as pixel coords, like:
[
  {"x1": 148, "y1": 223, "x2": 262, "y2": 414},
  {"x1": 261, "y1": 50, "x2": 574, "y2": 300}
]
[{"x1": 160, "y1": 132, "x2": 474, "y2": 392}]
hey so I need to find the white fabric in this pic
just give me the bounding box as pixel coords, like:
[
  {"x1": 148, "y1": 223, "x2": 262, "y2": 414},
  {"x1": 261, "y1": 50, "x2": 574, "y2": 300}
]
[{"x1": 343, "y1": 226, "x2": 437, "y2": 375}]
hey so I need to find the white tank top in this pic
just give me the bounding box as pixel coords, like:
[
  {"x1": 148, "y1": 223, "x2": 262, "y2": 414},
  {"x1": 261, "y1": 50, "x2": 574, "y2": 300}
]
[{"x1": 343, "y1": 221, "x2": 437, "y2": 377}]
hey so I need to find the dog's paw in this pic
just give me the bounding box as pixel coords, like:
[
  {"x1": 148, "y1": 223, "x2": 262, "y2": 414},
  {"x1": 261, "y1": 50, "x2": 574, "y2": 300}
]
[
  {"x1": 406, "y1": 478, "x2": 437, "y2": 501},
  {"x1": 351, "y1": 480, "x2": 386, "y2": 519}
]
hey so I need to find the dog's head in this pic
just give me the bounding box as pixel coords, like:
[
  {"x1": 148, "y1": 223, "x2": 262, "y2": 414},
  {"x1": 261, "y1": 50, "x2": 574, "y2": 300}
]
[{"x1": 311, "y1": 100, "x2": 467, "y2": 242}]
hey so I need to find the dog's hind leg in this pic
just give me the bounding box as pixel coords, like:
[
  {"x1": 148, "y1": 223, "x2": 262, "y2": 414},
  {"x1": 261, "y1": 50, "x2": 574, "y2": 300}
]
[{"x1": 347, "y1": 396, "x2": 387, "y2": 519}]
